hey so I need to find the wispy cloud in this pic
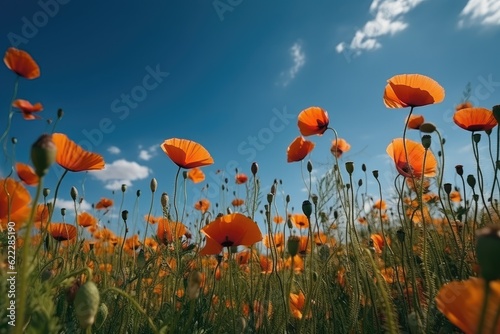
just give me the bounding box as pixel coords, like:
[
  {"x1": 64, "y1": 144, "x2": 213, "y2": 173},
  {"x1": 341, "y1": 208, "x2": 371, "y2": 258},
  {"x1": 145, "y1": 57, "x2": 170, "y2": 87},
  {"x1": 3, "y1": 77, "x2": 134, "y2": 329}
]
[
  {"x1": 91, "y1": 159, "x2": 150, "y2": 190},
  {"x1": 279, "y1": 41, "x2": 306, "y2": 87},
  {"x1": 108, "y1": 146, "x2": 121, "y2": 155},
  {"x1": 458, "y1": 0, "x2": 500, "y2": 27},
  {"x1": 336, "y1": 0, "x2": 426, "y2": 56},
  {"x1": 139, "y1": 144, "x2": 158, "y2": 161},
  {"x1": 53, "y1": 198, "x2": 92, "y2": 212}
]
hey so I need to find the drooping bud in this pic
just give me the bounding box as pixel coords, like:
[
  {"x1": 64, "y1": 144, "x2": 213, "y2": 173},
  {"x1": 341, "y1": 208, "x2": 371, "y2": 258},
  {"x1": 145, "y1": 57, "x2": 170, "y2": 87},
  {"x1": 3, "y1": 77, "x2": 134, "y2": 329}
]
[{"x1": 31, "y1": 133, "x2": 56, "y2": 177}]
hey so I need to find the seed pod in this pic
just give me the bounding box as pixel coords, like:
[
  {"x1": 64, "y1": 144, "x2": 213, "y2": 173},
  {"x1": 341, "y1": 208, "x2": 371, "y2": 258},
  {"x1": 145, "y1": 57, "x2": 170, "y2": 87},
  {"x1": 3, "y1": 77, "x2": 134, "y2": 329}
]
[
  {"x1": 31, "y1": 134, "x2": 56, "y2": 177},
  {"x1": 74, "y1": 281, "x2": 100, "y2": 329}
]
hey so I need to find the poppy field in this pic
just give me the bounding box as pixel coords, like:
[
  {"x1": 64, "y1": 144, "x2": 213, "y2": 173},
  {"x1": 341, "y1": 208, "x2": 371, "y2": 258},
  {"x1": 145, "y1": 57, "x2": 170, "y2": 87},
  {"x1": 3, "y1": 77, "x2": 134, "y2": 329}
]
[{"x1": 1, "y1": 47, "x2": 500, "y2": 334}]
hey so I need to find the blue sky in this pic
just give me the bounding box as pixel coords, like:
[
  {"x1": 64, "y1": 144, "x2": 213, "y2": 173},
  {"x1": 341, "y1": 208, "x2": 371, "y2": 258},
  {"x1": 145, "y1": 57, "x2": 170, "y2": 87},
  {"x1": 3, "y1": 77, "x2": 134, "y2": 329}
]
[{"x1": 1, "y1": 0, "x2": 500, "y2": 234}]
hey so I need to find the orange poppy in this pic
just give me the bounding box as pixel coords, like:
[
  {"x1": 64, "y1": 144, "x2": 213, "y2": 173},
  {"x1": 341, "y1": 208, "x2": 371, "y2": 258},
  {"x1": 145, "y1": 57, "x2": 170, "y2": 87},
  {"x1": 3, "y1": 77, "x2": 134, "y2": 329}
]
[
  {"x1": 194, "y1": 198, "x2": 210, "y2": 213},
  {"x1": 289, "y1": 291, "x2": 310, "y2": 319},
  {"x1": 372, "y1": 199, "x2": 387, "y2": 210},
  {"x1": 161, "y1": 138, "x2": 214, "y2": 169},
  {"x1": 187, "y1": 167, "x2": 205, "y2": 183},
  {"x1": 330, "y1": 138, "x2": 351, "y2": 158},
  {"x1": 15, "y1": 162, "x2": 39, "y2": 186},
  {"x1": 12, "y1": 99, "x2": 43, "y2": 120},
  {"x1": 287, "y1": 136, "x2": 315, "y2": 163},
  {"x1": 436, "y1": 278, "x2": 500, "y2": 334},
  {"x1": 199, "y1": 213, "x2": 262, "y2": 255},
  {"x1": 34, "y1": 204, "x2": 50, "y2": 229},
  {"x1": 93, "y1": 228, "x2": 116, "y2": 242},
  {"x1": 290, "y1": 213, "x2": 309, "y2": 229},
  {"x1": 77, "y1": 212, "x2": 97, "y2": 228},
  {"x1": 231, "y1": 198, "x2": 245, "y2": 207},
  {"x1": 49, "y1": 223, "x2": 77, "y2": 241},
  {"x1": 450, "y1": 190, "x2": 461, "y2": 203},
  {"x1": 285, "y1": 255, "x2": 304, "y2": 272},
  {"x1": 407, "y1": 114, "x2": 424, "y2": 130},
  {"x1": 52, "y1": 133, "x2": 105, "y2": 172},
  {"x1": 286, "y1": 136, "x2": 314, "y2": 162},
  {"x1": 3, "y1": 47, "x2": 40, "y2": 79},
  {"x1": 0, "y1": 178, "x2": 31, "y2": 229},
  {"x1": 313, "y1": 232, "x2": 328, "y2": 245},
  {"x1": 95, "y1": 198, "x2": 113, "y2": 210},
  {"x1": 383, "y1": 74, "x2": 445, "y2": 108},
  {"x1": 157, "y1": 218, "x2": 188, "y2": 244},
  {"x1": 235, "y1": 173, "x2": 248, "y2": 184},
  {"x1": 370, "y1": 234, "x2": 385, "y2": 253},
  {"x1": 386, "y1": 138, "x2": 437, "y2": 178},
  {"x1": 144, "y1": 215, "x2": 160, "y2": 224},
  {"x1": 453, "y1": 107, "x2": 498, "y2": 132},
  {"x1": 273, "y1": 215, "x2": 284, "y2": 224},
  {"x1": 297, "y1": 106, "x2": 329, "y2": 136},
  {"x1": 262, "y1": 232, "x2": 285, "y2": 251}
]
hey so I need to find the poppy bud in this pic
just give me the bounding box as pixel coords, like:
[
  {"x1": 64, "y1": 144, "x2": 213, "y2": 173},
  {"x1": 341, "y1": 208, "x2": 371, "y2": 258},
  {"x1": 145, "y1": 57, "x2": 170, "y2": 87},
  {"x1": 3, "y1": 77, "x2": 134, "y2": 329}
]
[
  {"x1": 150, "y1": 178, "x2": 157, "y2": 193},
  {"x1": 473, "y1": 133, "x2": 481, "y2": 143},
  {"x1": 311, "y1": 194, "x2": 318, "y2": 206},
  {"x1": 444, "y1": 183, "x2": 452, "y2": 195},
  {"x1": 362, "y1": 163, "x2": 366, "y2": 172},
  {"x1": 467, "y1": 175, "x2": 476, "y2": 189},
  {"x1": 455, "y1": 165, "x2": 464, "y2": 176},
  {"x1": 57, "y1": 108, "x2": 64, "y2": 119},
  {"x1": 43, "y1": 188, "x2": 50, "y2": 197},
  {"x1": 74, "y1": 281, "x2": 100, "y2": 329},
  {"x1": 11, "y1": 137, "x2": 17, "y2": 144},
  {"x1": 419, "y1": 123, "x2": 436, "y2": 133},
  {"x1": 267, "y1": 193, "x2": 274, "y2": 204},
  {"x1": 441, "y1": 138, "x2": 446, "y2": 145},
  {"x1": 473, "y1": 194, "x2": 479, "y2": 202},
  {"x1": 70, "y1": 186, "x2": 78, "y2": 201},
  {"x1": 345, "y1": 161, "x2": 354, "y2": 175},
  {"x1": 302, "y1": 200, "x2": 312, "y2": 218},
  {"x1": 476, "y1": 226, "x2": 500, "y2": 281},
  {"x1": 287, "y1": 217, "x2": 293, "y2": 229},
  {"x1": 372, "y1": 170, "x2": 379, "y2": 179},
  {"x1": 396, "y1": 229, "x2": 405, "y2": 243},
  {"x1": 121, "y1": 184, "x2": 127, "y2": 193},
  {"x1": 136, "y1": 190, "x2": 141, "y2": 197},
  {"x1": 493, "y1": 105, "x2": 500, "y2": 123},
  {"x1": 122, "y1": 210, "x2": 128, "y2": 222},
  {"x1": 31, "y1": 133, "x2": 56, "y2": 177},
  {"x1": 270, "y1": 184, "x2": 276, "y2": 195},
  {"x1": 61, "y1": 208, "x2": 66, "y2": 217},
  {"x1": 421, "y1": 135, "x2": 431, "y2": 149},
  {"x1": 137, "y1": 249, "x2": 146, "y2": 269},
  {"x1": 333, "y1": 210, "x2": 338, "y2": 219},
  {"x1": 307, "y1": 160, "x2": 313, "y2": 173},
  {"x1": 287, "y1": 236, "x2": 300, "y2": 256},
  {"x1": 161, "y1": 192, "x2": 169, "y2": 208},
  {"x1": 183, "y1": 171, "x2": 188, "y2": 179},
  {"x1": 251, "y1": 162, "x2": 258, "y2": 175},
  {"x1": 286, "y1": 194, "x2": 290, "y2": 203},
  {"x1": 358, "y1": 179, "x2": 363, "y2": 187}
]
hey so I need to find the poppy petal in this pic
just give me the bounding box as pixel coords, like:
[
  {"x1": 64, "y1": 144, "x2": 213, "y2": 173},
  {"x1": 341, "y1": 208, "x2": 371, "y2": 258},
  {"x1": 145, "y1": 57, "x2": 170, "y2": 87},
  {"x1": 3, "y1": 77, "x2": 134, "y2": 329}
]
[
  {"x1": 15, "y1": 162, "x2": 39, "y2": 186},
  {"x1": 287, "y1": 136, "x2": 315, "y2": 163},
  {"x1": 52, "y1": 133, "x2": 105, "y2": 172},
  {"x1": 384, "y1": 74, "x2": 445, "y2": 108},
  {"x1": 297, "y1": 107, "x2": 329, "y2": 136},
  {"x1": 4, "y1": 47, "x2": 40, "y2": 79},
  {"x1": 453, "y1": 107, "x2": 497, "y2": 132}
]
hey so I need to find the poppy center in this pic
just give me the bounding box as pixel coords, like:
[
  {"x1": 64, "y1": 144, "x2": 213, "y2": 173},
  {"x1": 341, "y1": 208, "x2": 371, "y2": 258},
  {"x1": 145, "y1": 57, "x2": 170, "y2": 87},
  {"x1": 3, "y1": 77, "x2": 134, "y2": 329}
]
[
  {"x1": 397, "y1": 162, "x2": 415, "y2": 177},
  {"x1": 221, "y1": 236, "x2": 234, "y2": 247}
]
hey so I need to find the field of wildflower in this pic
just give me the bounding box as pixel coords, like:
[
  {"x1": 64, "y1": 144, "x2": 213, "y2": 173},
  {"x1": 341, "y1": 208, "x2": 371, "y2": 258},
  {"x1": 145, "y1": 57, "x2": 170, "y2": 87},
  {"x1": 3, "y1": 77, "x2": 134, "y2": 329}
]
[{"x1": 1, "y1": 47, "x2": 500, "y2": 334}]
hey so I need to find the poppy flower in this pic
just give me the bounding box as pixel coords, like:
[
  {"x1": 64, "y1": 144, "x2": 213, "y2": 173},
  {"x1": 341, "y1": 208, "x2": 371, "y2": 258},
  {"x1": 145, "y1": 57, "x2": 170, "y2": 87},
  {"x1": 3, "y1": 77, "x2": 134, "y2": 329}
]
[
  {"x1": 289, "y1": 291, "x2": 310, "y2": 319},
  {"x1": 12, "y1": 99, "x2": 43, "y2": 120},
  {"x1": 95, "y1": 198, "x2": 113, "y2": 210},
  {"x1": 273, "y1": 215, "x2": 284, "y2": 224},
  {"x1": 3, "y1": 47, "x2": 40, "y2": 79},
  {"x1": 49, "y1": 223, "x2": 77, "y2": 241},
  {"x1": 0, "y1": 178, "x2": 31, "y2": 229},
  {"x1": 199, "y1": 213, "x2": 263, "y2": 255},
  {"x1": 285, "y1": 255, "x2": 304, "y2": 273},
  {"x1": 370, "y1": 234, "x2": 385, "y2": 253},
  {"x1": 453, "y1": 107, "x2": 498, "y2": 132},
  {"x1": 450, "y1": 190, "x2": 461, "y2": 203},
  {"x1": 383, "y1": 74, "x2": 445, "y2": 108},
  {"x1": 161, "y1": 138, "x2": 214, "y2": 169},
  {"x1": 330, "y1": 138, "x2": 351, "y2": 158},
  {"x1": 52, "y1": 133, "x2": 105, "y2": 172},
  {"x1": 290, "y1": 213, "x2": 309, "y2": 229},
  {"x1": 372, "y1": 199, "x2": 387, "y2": 210},
  {"x1": 287, "y1": 136, "x2": 315, "y2": 163},
  {"x1": 187, "y1": 167, "x2": 205, "y2": 183},
  {"x1": 34, "y1": 204, "x2": 50, "y2": 229},
  {"x1": 386, "y1": 138, "x2": 437, "y2": 178},
  {"x1": 262, "y1": 233, "x2": 285, "y2": 251},
  {"x1": 297, "y1": 106, "x2": 329, "y2": 136},
  {"x1": 235, "y1": 173, "x2": 248, "y2": 184},
  {"x1": 194, "y1": 198, "x2": 210, "y2": 213},
  {"x1": 157, "y1": 218, "x2": 188, "y2": 244},
  {"x1": 407, "y1": 114, "x2": 424, "y2": 130},
  {"x1": 16, "y1": 162, "x2": 39, "y2": 186},
  {"x1": 436, "y1": 278, "x2": 500, "y2": 334},
  {"x1": 77, "y1": 212, "x2": 97, "y2": 228},
  {"x1": 231, "y1": 198, "x2": 245, "y2": 207},
  {"x1": 144, "y1": 215, "x2": 160, "y2": 224}
]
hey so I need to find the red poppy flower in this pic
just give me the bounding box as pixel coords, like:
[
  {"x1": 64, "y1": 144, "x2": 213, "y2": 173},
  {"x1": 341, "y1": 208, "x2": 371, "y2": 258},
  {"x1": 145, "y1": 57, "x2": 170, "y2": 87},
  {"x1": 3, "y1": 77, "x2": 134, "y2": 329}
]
[
  {"x1": 161, "y1": 138, "x2": 214, "y2": 169},
  {"x1": 3, "y1": 47, "x2": 40, "y2": 79},
  {"x1": 187, "y1": 167, "x2": 205, "y2": 183},
  {"x1": 12, "y1": 99, "x2": 43, "y2": 120},
  {"x1": 95, "y1": 198, "x2": 113, "y2": 210},
  {"x1": 231, "y1": 198, "x2": 245, "y2": 207},
  {"x1": 297, "y1": 107, "x2": 329, "y2": 136},
  {"x1": 199, "y1": 213, "x2": 262, "y2": 255},
  {"x1": 157, "y1": 218, "x2": 188, "y2": 244},
  {"x1": 49, "y1": 223, "x2": 77, "y2": 241},
  {"x1": 290, "y1": 213, "x2": 309, "y2": 229},
  {"x1": 384, "y1": 74, "x2": 445, "y2": 108},
  {"x1": 235, "y1": 173, "x2": 248, "y2": 184},
  {"x1": 0, "y1": 178, "x2": 31, "y2": 229},
  {"x1": 287, "y1": 136, "x2": 315, "y2": 163},
  {"x1": 16, "y1": 162, "x2": 39, "y2": 186},
  {"x1": 386, "y1": 138, "x2": 437, "y2": 178},
  {"x1": 330, "y1": 138, "x2": 351, "y2": 158},
  {"x1": 453, "y1": 107, "x2": 497, "y2": 132},
  {"x1": 78, "y1": 212, "x2": 97, "y2": 228},
  {"x1": 407, "y1": 114, "x2": 424, "y2": 130},
  {"x1": 194, "y1": 198, "x2": 210, "y2": 213},
  {"x1": 52, "y1": 133, "x2": 105, "y2": 172}
]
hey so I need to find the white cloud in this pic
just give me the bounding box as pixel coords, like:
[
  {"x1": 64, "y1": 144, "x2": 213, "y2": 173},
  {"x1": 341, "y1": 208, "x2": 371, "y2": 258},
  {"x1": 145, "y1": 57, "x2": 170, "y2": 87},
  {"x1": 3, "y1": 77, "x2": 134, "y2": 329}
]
[
  {"x1": 139, "y1": 144, "x2": 158, "y2": 161},
  {"x1": 107, "y1": 146, "x2": 121, "y2": 155},
  {"x1": 336, "y1": 0, "x2": 426, "y2": 56},
  {"x1": 279, "y1": 41, "x2": 306, "y2": 87},
  {"x1": 91, "y1": 159, "x2": 150, "y2": 190},
  {"x1": 53, "y1": 198, "x2": 92, "y2": 212},
  {"x1": 458, "y1": 0, "x2": 500, "y2": 27}
]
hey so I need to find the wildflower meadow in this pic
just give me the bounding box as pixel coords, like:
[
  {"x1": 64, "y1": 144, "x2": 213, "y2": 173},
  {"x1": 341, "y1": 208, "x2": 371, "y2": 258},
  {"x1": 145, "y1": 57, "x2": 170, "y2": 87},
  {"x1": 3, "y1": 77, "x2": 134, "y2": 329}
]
[{"x1": 1, "y1": 47, "x2": 500, "y2": 334}]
